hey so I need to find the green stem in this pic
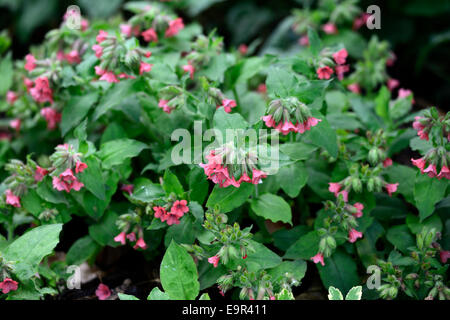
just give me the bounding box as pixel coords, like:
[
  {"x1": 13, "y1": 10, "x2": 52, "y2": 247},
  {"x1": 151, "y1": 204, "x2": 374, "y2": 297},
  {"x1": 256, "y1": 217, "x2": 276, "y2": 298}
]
[{"x1": 232, "y1": 87, "x2": 241, "y2": 108}]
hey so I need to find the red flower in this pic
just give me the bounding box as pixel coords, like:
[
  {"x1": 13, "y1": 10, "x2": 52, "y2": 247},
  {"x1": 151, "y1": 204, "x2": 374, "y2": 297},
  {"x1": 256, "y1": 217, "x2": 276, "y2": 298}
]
[
  {"x1": 99, "y1": 71, "x2": 119, "y2": 83},
  {"x1": 387, "y1": 78, "x2": 399, "y2": 91},
  {"x1": 335, "y1": 64, "x2": 349, "y2": 80},
  {"x1": 65, "y1": 50, "x2": 81, "y2": 64},
  {"x1": 353, "y1": 202, "x2": 364, "y2": 218},
  {"x1": 257, "y1": 84, "x2": 267, "y2": 94},
  {"x1": 238, "y1": 44, "x2": 248, "y2": 55},
  {"x1": 52, "y1": 168, "x2": 84, "y2": 193},
  {"x1": 383, "y1": 158, "x2": 393, "y2": 168},
  {"x1": 251, "y1": 169, "x2": 267, "y2": 185},
  {"x1": 30, "y1": 77, "x2": 53, "y2": 104},
  {"x1": 141, "y1": 28, "x2": 158, "y2": 42},
  {"x1": 182, "y1": 63, "x2": 195, "y2": 79},
  {"x1": 332, "y1": 49, "x2": 348, "y2": 65},
  {"x1": 40, "y1": 107, "x2": 61, "y2": 130},
  {"x1": 165, "y1": 18, "x2": 184, "y2": 38},
  {"x1": 95, "y1": 283, "x2": 111, "y2": 300},
  {"x1": 126, "y1": 232, "x2": 136, "y2": 242},
  {"x1": 423, "y1": 164, "x2": 437, "y2": 178},
  {"x1": 133, "y1": 238, "x2": 147, "y2": 250},
  {"x1": 170, "y1": 200, "x2": 189, "y2": 218},
  {"x1": 299, "y1": 35, "x2": 309, "y2": 46},
  {"x1": 347, "y1": 83, "x2": 361, "y2": 94},
  {"x1": 328, "y1": 182, "x2": 342, "y2": 196},
  {"x1": 348, "y1": 228, "x2": 363, "y2": 243},
  {"x1": 5, "y1": 189, "x2": 21, "y2": 208},
  {"x1": 317, "y1": 66, "x2": 334, "y2": 80},
  {"x1": 411, "y1": 157, "x2": 426, "y2": 172},
  {"x1": 139, "y1": 61, "x2": 153, "y2": 75},
  {"x1": 440, "y1": 251, "x2": 450, "y2": 263},
  {"x1": 35, "y1": 166, "x2": 49, "y2": 182},
  {"x1": 153, "y1": 206, "x2": 168, "y2": 221},
  {"x1": 25, "y1": 54, "x2": 36, "y2": 71},
  {"x1": 398, "y1": 88, "x2": 414, "y2": 104},
  {"x1": 92, "y1": 44, "x2": 103, "y2": 58},
  {"x1": 311, "y1": 252, "x2": 325, "y2": 266},
  {"x1": 219, "y1": 99, "x2": 237, "y2": 113},
  {"x1": 158, "y1": 99, "x2": 173, "y2": 114},
  {"x1": 9, "y1": 119, "x2": 21, "y2": 132},
  {"x1": 120, "y1": 24, "x2": 140, "y2": 37},
  {"x1": 121, "y1": 184, "x2": 134, "y2": 195},
  {"x1": 0, "y1": 278, "x2": 18, "y2": 294},
  {"x1": 96, "y1": 30, "x2": 108, "y2": 43},
  {"x1": 385, "y1": 183, "x2": 399, "y2": 196},
  {"x1": 114, "y1": 232, "x2": 126, "y2": 245},
  {"x1": 437, "y1": 166, "x2": 450, "y2": 180},
  {"x1": 75, "y1": 161, "x2": 88, "y2": 174},
  {"x1": 208, "y1": 255, "x2": 220, "y2": 268}
]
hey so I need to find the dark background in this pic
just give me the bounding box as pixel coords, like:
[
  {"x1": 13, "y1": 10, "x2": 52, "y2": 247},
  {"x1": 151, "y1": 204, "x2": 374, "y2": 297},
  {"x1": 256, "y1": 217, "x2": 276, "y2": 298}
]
[{"x1": 1, "y1": 0, "x2": 449, "y2": 110}]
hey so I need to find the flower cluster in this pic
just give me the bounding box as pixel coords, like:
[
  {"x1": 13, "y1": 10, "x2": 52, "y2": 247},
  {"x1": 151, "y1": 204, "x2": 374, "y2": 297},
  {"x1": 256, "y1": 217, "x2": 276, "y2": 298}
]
[
  {"x1": 153, "y1": 199, "x2": 190, "y2": 226},
  {"x1": 49, "y1": 144, "x2": 87, "y2": 193},
  {"x1": 262, "y1": 97, "x2": 321, "y2": 135},
  {"x1": 316, "y1": 48, "x2": 349, "y2": 80},
  {"x1": 200, "y1": 148, "x2": 267, "y2": 188},
  {"x1": 208, "y1": 87, "x2": 237, "y2": 114},
  {"x1": 0, "y1": 278, "x2": 18, "y2": 294}
]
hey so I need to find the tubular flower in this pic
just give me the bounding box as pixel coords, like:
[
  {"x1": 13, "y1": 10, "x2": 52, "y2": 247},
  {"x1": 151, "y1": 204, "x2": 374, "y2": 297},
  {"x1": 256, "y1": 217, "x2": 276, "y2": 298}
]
[
  {"x1": 141, "y1": 28, "x2": 158, "y2": 42},
  {"x1": 30, "y1": 77, "x2": 53, "y2": 104},
  {"x1": 317, "y1": 66, "x2": 334, "y2": 80},
  {"x1": 0, "y1": 278, "x2": 19, "y2": 294},
  {"x1": 165, "y1": 18, "x2": 184, "y2": 37},
  {"x1": 52, "y1": 168, "x2": 84, "y2": 193},
  {"x1": 95, "y1": 284, "x2": 111, "y2": 300},
  {"x1": 208, "y1": 255, "x2": 220, "y2": 268},
  {"x1": 311, "y1": 252, "x2": 325, "y2": 266},
  {"x1": 40, "y1": 107, "x2": 61, "y2": 130},
  {"x1": 384, "y1": 183, "x2": 399, "y2": 196},
  {"x1": 5, "y1": 189, "x2": 21, "y2": 208},
  {"x1": 348, "y1": 228, "x2": 363, "y2": 243}
]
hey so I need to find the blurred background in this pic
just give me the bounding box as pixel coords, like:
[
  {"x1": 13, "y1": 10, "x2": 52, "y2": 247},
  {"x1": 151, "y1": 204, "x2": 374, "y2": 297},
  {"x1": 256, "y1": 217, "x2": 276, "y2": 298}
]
[{"x1": 1, "y1": 0, "x2": 449, "y2": 109}]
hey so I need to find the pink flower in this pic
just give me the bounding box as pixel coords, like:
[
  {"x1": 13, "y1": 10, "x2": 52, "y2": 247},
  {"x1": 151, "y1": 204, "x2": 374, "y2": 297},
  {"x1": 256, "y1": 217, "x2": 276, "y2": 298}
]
[
  {"x1": 139, "y1": 61, "x2": 153, "y2": 75},
  {"x1": 153, "y1": 206, "x2": 168, "y2": 221},
  {"x1": 96, "y1": 30, "x2": 108, "y2": 43},
  {"x1": 347, "y1": 83, "x2": 361, "y2": 94},
  {"x1": 317, "y1": 66, "x2": 334, "y2": 80},
  {"x1": 270, "y1": 296, "x2": 276, "y2": 300},
  {"x1": 81, "y1": 19, "x2": 89, "y2": 31},
  {"x1": 423, "y1": 164, "x2": 437, "y2": 178},
  {"x1": 92, "y1": 44, "x2": 103, "y2": 58},
  {"x1": 387, "y1": 78, "x2": 399, "y2": 91},
  {"x1": 262, "y1": 115, "x2": 276, "y2": 128},
  {"x1": 353, "y1": 13, "x2": 370, "y2": 30},
  {"x1": 75, "y1": 161, "x2": 88, "y2": 174},
  {"x1": 114, "y1": 232, "x2": 126, "y2": 245},
  {"x1": 383, "y1": 158, "x2": 393, "y2": 168},
  {"x1": 133, "y1": 238, "x2": 147, "y2": 250},
  {"x1": 23, "y1": 77, "x2": 34, "y2": 91},
  {"x1": 219, "y1": 99, "x2": 237, "y2": 113},
  {"x1": 440, "y1": 250, "x2": 450, "y2": 263},
  {"x1": 120, "y1": 24, "x2": 140, "y2": 37},
  {"x1": 335, "y1": 64, "x2": 349, "y2": 80},
  {"x1": 238, "y1": 44, "x2": 248, "y2": 55},
  {"x1": 337, "y1": 190, "x2": 348, "y2": 202},
  {"x1": 0, "y1": 278, "x2": 18, "y2": 294},
  {"x1": 95, "y1": 283, "x2": 111, "y2": 300},
  {"x1": 99, "y1": 71, "x2": 119, "y2": 83},
  {"x1": 165, "y1": 18, "x2": 184, "y2": 37},
  {"x1": 386, "y1": 52, "x2": 396, "y2": 67},
  {"x1": 9, "y1": 119, "x2": 21, "y2": 132},
  {"x1": 121, "y1": 184, "x2": 134, "y2": 195},
  {"x1": 141, "y1": 28, "x2": 158, "y2": 42},
  {"x1": 257, "y1": 84, "x2": 267, "y2": 94},
  {"x1": 125, "y1": 232, "x2": 135, "y2": 242},
  {"x1": 385, "y1": 183, "x2": 399, "y2": 196},
  {"x1": 251, "y1": 169, "x2": 267, "y2": 185},
  {"x1": 40, "y1": 107, "x2": 61, "y2": 130},
  {"x1": 437, "y1": 166, "x2": 450, "y2": 180},
  {"x1": 321, "y1": 23, "x2": 338, "y2": 34},
  {"x1": 299, "y1": 35, "x2": 309, "y2": 46},
  {"x1": 34, "y1": 166, "x2": 49, "y2": 182},
  {"x1": 6, "y1": 91, "x2": 18, "y2": 104},
  {"x1": 118, "y1": 73, "x2": 136, "y2": 79},
  {"x1": 182, "y1": 63, "x2": 195, "y2": 79},
  {"x1": 65, "y1": 50, "x2": 81, "y2": 64},
  {"x1": 411, "y1": 157, "x2": 426, "y2": 172},
  {"x1": 398, "y1": 88, "x2": 414, "y2": 104},
  {"x1": 30, "y1": 77, "x2": 53, "y2": 104},
  {"x1": 25, "y1": 54, "x2": 36, "y2": 71},
  {"x1": 311, "y1": 252, "x2": 325, "y2": 266},
  {"x1": 158, "y1": 99, "x2": 173, "y2": 114},
  {"x1": 52, "y1": 168, "x2": 84, "y2": 193},
  {"x1": 348, "y1": 228, "x2": 363, "y2": 243},
  {"x1": 5, "y1": 189, "x2": 21, "y2": 208},
  {"x1": 170, "y1": 200, "x2": 189, "y2": 218},
  {"x1": 353, "y1": 202, "x2": 364, "y2": 218},
  {"x1": 332, "y1": 49, "x2": 348, "y2": 65},
  {"x1": 328, "y1": 182, "x2": 342, "y2": 196},
  {"x1": 208, "y1": 255, "x2": 220, "y2": 268}
]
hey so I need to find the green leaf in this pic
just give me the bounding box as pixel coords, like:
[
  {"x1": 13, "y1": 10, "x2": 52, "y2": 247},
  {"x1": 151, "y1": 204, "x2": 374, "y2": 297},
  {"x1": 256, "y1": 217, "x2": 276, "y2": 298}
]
[
  {"x1": 198, "y1": 293, "x2": 211, "y2": 300},
  {"x1": 131, "y1": 178, "x2": 165, "y2": 202},
  {"x1": 77, "y1": 156, "x2": 105, "y2": 200},
  {"x1": 279, "y1": 142, "x2": 318, "y2": 161},
  {"x1": 0, "y1": 52, "x2": 13, "y2": 95},
  {"x1": 5, "y1": 224, "x2": 62, "y2": 280},
  {"x1": 160, "y1": 241, "x2": 200, "y2": 300},
  {"x1": 118, "y1": 293, "x2": 140, "y2": 300},
  {"x1": 414, "y1": 173, "x2": 447, "y2": 221},
  {"x1": 276, "y1": 162, "x2": 308, "y2": 198},
  {"x1": 345, "y1": 286, "x2": 362, "y2": 300},
  {"x1": 307, "y1": 27, "x2": 321, "y2": 56},
  {"x1": 147, "y1": 287, "x2": 170, "y2": 300},
  {"x1": 267, "y1": 260, "x2": 307, "y2": 284},
  {"x1": 386, "y1": 225, "x2": 415, "y2": 254},
  {"x1": 206, "y1": 183, "x2": 253, "y2": 213},
  {"x1": 385, "y1": 164, "x2": 416, "y2": 204},
  {"x1": 284, "y1": 231, "x2": 320, "y2": 259},
  {"x1": 328, "y1": 286, "x2": 344, "y2": 300},
  {"x1": 266, "y1": 67, "x2": 297, "y2": 98},
  {"x1": 250, "y1": 193, "x2": 292, "y2": 225},
  {"x1": 374, "y1": 86, "x2": 390, "y2": 121},
  {"x1": 88, "y1": 211, "x2": 120, "y2": 247},
  {"x1": 317, "y1": 250, "x2": 360, "y2": 294},
  {"x1": 188, "y1": 167, "x2": 209, "y2": 204},
  {"x1": 66, "y1": 235, "x2": 100, "y2": 265},
  {"x1": 163, "y1": 169, "x2": 184, "y2": 197},
  {"x1": 245, "y1": 240, "x2": 282, "y2": 271},
  {"x1": 406, "y1": 214, "x2": 443, "y2": 234},
  {"x1": 213, "y1": 107, "x2": 249, "y2": 135},
  {"x1": 98, "y1": 138, "x2": 148, "y2": 169},
  {"x1": 60, "y1": 92, "x2": 99, "y2": 136},
  {"x1": 304, "y1": 114, "x2": 338, "y2": 158}
]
